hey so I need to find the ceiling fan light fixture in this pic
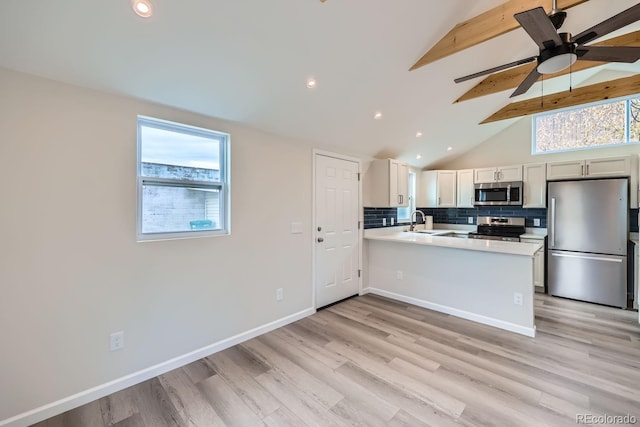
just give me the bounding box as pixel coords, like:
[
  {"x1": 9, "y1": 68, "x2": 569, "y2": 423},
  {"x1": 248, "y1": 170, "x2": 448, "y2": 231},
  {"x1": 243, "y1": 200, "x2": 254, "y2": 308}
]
[{"x1": 536, "y1": 52, "x2": 577, "y2": 74}]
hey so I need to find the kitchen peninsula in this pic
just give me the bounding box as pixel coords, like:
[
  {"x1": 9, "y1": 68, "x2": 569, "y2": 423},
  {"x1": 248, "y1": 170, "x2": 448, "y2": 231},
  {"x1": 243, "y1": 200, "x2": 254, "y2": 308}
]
[{"x1": 364, "y1": 228, "x2": 543, "y2": 337}]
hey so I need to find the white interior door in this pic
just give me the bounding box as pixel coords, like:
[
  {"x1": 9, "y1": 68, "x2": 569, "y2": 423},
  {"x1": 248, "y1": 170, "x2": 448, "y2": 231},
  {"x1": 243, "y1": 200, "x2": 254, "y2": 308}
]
[{"x1": 315, "y1": 154, "x2": 359, "y2": 308}]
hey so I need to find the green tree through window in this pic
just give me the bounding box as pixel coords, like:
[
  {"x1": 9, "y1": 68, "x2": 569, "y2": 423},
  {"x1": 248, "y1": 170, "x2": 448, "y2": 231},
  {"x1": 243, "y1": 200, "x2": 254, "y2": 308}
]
[{"x1": 533, "y1": 95, "x2": 640, "y2": 154}]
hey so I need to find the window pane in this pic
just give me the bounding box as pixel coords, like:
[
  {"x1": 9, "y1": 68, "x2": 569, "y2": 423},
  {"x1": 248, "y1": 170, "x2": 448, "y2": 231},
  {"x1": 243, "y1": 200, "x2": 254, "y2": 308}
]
[
  {"x1": 397, "y1": 172, "x2": 415, "y2": 221},
  {"x1": 629, "y1": 97, "x2": 640, "y2": 142},
  {"x1": 141, "y1": 184, "x2": 221, "y2": 234},
  {"x1": 535, "y1": 101, "x2": 625, "y2": 153},
  {"x1": 141, "y1": 125, "x2": 220, "y2": 182}
]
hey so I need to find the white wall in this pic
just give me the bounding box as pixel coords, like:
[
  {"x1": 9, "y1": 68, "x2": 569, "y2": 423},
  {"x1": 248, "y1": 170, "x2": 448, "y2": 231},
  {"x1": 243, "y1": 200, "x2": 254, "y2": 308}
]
[
  {"x1": 438, "y1": 118, "x2": 640, "y2": 170},
  {"x1": 0, "y1": 68, "x2": 315, "y2": 423}
]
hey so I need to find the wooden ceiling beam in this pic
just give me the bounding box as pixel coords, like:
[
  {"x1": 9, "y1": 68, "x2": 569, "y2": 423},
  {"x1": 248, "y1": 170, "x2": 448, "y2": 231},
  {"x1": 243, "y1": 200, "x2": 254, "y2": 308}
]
[
  {"x1": 455, "y1": 30, "x2": 640, "y2": 103},
  {"x1": 481, "y1": 74, "x2": 640, "y2": 124},
  {"x1": 410, "y1": 0, "x2": 589, "y2": 72}
]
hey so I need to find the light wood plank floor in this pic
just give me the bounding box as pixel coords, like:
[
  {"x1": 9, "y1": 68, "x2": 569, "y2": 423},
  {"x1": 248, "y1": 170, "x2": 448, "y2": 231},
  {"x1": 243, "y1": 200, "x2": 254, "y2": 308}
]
[{"x1": 34, "y1": 294, "x2": 640, "y2": 426}]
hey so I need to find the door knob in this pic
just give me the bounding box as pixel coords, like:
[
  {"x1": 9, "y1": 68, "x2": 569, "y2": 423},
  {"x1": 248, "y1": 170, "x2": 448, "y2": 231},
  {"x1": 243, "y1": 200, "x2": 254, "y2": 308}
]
[{"x1": 317, "y1": 237, "x2": 324, "y2": 243}]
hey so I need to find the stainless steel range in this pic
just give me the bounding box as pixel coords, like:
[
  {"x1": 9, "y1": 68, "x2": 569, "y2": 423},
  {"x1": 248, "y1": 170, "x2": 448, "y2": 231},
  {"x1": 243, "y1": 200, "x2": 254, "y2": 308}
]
[{"x1": 468, "y1": 216, "x2": 526, "y2": 242}]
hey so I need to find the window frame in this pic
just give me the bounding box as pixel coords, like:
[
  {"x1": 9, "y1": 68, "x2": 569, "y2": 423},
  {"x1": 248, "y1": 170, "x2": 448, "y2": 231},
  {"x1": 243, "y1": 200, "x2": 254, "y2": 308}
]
[
  {"x1": 136, "y1": 116, "x2": 230, "y2": 241},
  {"x1": 532, "y1": 94, "x2": 640, "y2": 155},
  {"x1": 397, "y1": 171, "x2": 416, "y2": 223}
]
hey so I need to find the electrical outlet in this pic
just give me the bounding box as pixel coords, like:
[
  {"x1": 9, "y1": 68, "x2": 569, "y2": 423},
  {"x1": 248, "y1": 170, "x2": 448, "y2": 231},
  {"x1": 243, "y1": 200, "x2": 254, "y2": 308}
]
[
  {"x1": 390, "y1": 217, "x2": 395, "y2": 226},
  {"x1": 382, "y1": 218, "x2": 387, "y2": 226},
  {"x1": 110, "y1": 331, "x2": 124, "y2": 352},
  {"x1": 533, "y1": 218, "x2": 541, "y2": 227},
  {"x1": 396, "y1": 270, "x2": 403, "y2": 280},
  {"x1": 276, "y1": 288, "x2": 284, "y2": 301},
  {"x1": 468, "y1": 217, "x2": 474, "y2": 224},
  {"x1": 513, "y1": 292, "x2": 523, "y2": 306}
]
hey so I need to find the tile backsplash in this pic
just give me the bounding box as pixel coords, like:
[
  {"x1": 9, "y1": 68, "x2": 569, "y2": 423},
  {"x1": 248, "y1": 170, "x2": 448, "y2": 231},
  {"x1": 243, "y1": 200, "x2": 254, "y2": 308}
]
[
  {"x1": 364, "y1": 207, "x2": 397, "y2": 229},
  {"x1": 364, "y1": 206, "x2": 640, "y2": 232},
  {"x1": 418, "y1": 206, "x2": 547, "y2": 228}
]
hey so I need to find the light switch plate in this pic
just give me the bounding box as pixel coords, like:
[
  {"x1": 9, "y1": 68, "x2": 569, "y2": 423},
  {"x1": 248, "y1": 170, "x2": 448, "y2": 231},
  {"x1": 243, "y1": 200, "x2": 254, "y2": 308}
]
[
  {"x1": 533, "y1": 218, "x2": 541, "y2": 227},
  {"x1": 382, "y1": 218, "x2": 387, "y2": 226}
]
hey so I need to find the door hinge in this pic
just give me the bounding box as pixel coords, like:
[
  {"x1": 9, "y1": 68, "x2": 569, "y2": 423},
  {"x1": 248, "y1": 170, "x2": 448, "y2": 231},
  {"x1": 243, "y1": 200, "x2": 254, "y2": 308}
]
[
  {"x1": 357, "y1": 172, "x2": 360, "y2": 181},
  {"x1": 358, "y1": 269, "x2": 361, "y2": 278}
]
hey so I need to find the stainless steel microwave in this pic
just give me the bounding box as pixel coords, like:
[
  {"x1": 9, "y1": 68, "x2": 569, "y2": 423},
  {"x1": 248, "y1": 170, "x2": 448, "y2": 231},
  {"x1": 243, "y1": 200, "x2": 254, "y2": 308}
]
[{"x1": 474, "y1": 181, "x2": 523, "y2": 206}]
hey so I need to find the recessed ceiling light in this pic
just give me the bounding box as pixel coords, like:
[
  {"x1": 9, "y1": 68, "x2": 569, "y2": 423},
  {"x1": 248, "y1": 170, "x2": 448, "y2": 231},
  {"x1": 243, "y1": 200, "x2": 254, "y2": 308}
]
[
  {"x1": 416, "y1": 154, "x2": 422, "y2": 160},
  {"x1": 416, "y1": 132, "x2": 423, "y2": 138},
  {"x1": 132, "y1": 0, "x2": 153, "y2": 18},
  {"x1": 374, "y1": 112, "x2": 382, "y2": 120},
  {"x1": 306, "y1": 77, "x2": 317, "y2": 89},
  {"x1": 447, "y1": 146, "x2": 453, "y2": 151}
]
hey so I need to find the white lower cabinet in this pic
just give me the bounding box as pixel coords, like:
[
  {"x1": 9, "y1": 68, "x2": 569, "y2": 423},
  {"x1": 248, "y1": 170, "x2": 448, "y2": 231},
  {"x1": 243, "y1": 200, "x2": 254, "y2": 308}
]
[{"x1": 522, "y1": 238, "x2": 545, "y2": 290}]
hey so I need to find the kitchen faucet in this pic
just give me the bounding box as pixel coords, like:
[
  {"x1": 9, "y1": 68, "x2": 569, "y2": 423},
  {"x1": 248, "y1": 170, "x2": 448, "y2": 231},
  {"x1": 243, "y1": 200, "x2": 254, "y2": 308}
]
[{"x1": 409, "y1": 210, "x2": 426, "y2": 231}]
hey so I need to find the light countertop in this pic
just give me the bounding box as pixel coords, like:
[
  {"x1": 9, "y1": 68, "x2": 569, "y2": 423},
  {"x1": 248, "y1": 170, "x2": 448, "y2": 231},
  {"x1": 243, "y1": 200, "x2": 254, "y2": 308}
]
[
  {"x1": 520, "y1": 233, "x2": 546, "y2": 240},
  {"x1": 365, "y1": 230, "x2": 543, "y2": 257}
]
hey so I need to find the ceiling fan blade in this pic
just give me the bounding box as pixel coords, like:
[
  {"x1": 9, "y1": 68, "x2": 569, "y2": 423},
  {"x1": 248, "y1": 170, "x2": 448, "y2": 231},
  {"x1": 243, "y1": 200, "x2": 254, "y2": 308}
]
[
  {"x1": 510, "y1": 67, "x2": 541, "y2": 97},
  {"x1": 454, "y1": 56, "x2": 537, "y2": 83},
  {"x1": 576, "y1": 46, "x2": 640, "y2": 63},
  {"x1": 572, "y1": 3, "x2": 640, "y2": 46},
  {"x1": 514, "y1": 7, "x2": 562, "y2": 50}
]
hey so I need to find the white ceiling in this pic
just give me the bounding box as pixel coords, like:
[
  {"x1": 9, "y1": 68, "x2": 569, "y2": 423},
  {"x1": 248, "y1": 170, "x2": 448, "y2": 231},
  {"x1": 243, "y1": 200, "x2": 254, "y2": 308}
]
[{"x1": 1, "y1": 0, "x2": 639, "y2": 168}]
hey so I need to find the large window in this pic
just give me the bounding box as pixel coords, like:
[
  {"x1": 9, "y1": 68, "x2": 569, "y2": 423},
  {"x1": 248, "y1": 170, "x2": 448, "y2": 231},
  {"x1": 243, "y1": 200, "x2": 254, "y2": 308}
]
[
  {"x1": 533, "y1": 95, "x2": 640, "y2": 154},
  {"x1": 137, "y1": 116, "x2": 230, "y2": 241},
  {"x1": 397, "y1": 171, "x2": 416, "y2": 223}
]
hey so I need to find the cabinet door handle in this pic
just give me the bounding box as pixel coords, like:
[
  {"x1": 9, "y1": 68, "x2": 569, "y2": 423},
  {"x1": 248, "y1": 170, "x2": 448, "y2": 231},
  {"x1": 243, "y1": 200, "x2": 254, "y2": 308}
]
[
  {"x1": 438, "y1": 196, "x2": 441, "y2": 205},
  {"x1": 493, "y1": 171, "x2": 497, "y2": 181},
  {"x1": 317, "y1": 237, "x2": 324, "y2": 243},
  {"x1": 581, "y1": 164, "x2": 585, "y2": 176},
  {"x1": 586, "y1": 164, "x2": 590, "y2": 175}
]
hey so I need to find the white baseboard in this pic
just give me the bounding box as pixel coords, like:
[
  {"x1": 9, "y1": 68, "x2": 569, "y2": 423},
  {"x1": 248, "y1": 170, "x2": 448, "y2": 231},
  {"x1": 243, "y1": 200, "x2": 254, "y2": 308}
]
[
  {"x1": 362, "y1": 287, "x2": 536, "y2": 338},
  {"x1": 1, "y1": 307, "x2": 315, "y2": 427}
]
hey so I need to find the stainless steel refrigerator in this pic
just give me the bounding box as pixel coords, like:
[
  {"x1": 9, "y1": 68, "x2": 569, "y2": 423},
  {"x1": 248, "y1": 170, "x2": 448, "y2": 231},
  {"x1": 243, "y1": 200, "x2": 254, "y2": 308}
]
[{"x1": 547, "y1": 178, "x2": 628, "y2": 308}]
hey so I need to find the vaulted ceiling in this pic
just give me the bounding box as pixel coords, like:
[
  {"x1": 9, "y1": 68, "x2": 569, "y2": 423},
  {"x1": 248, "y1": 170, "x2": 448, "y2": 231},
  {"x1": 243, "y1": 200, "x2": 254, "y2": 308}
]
[{"x1": 1, "y1": 0, "x2": 639, "y2": 168}]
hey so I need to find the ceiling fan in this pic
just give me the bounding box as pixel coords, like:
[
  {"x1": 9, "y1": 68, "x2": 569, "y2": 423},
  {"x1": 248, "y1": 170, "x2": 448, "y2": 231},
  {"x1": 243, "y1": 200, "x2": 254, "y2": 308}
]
[{"x1": 454, "y1": 1, "x2": 640, "y2": 97}]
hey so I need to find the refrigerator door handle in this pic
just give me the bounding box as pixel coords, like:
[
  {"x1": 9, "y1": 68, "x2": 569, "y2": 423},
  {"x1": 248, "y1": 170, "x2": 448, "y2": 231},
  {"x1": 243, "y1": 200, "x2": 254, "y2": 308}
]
[
  {"x1": 550, "y1": 197, "x2": 556, "y2": 248},
  {"x1": 551, "y1": 252, "x2": 623, "y2": 263}
]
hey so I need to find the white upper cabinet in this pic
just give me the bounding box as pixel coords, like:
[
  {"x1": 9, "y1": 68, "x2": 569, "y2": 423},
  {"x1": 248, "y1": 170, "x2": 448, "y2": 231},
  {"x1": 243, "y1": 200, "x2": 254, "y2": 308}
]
[
  {"x1": 457, "y1": 169, "x2": 475, "y2": 208},
  {"x1": 474, "y1": 164, "x2": 523, "y2": 183},
  {"x1": 420, "y1": 170, "x2": 457, "y2": 208},
  {"x1": 523, "y1": 163, "x2": 547, "y2": 208},
  {"x1": 474, "y1": 168, "x2": 497, "y2": 184},
  {"x1": 586, "y1": 156, "x2": 631, "y2": 178},
  {"x1": 547, "y1": 156, "x2": 631, "y2": 180},
  {"x1": 367, "y1": 159, "x2": 409, "y2": 207}
]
